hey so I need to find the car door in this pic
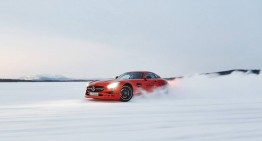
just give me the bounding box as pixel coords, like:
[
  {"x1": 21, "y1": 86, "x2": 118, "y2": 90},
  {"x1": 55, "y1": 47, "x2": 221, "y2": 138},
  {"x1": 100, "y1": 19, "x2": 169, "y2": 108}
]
[{"x1": 142, "y1": 72, "x2": 157, "y2": 92}]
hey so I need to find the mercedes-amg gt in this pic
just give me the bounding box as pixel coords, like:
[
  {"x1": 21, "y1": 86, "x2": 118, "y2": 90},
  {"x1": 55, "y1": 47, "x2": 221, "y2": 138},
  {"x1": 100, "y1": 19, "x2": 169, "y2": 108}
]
[{"x1": 85, "y1": 71, "x2": 168, "y2": 102}]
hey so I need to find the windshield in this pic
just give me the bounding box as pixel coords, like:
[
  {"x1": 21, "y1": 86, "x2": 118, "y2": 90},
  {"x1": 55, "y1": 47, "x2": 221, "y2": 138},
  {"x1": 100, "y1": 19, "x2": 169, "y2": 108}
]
[{"x1": 118, "y1": 72, "x2": 143, "y2": 80}]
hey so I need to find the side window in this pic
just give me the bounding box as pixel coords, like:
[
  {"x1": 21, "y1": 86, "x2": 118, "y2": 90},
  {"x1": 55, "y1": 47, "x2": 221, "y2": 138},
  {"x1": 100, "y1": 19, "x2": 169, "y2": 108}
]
[
  {"x1": 118, "y1": 72, "x2": 143, "y2": 79},
  {"x1": 152, "y1": 73, "x2": 160, "y2": 78},
  {"x1": 145, "y1": 73, "x2": 157, "y2": 79},
  {"x1": 130, "y1": 72, "x2": 143, "y2": 79}
]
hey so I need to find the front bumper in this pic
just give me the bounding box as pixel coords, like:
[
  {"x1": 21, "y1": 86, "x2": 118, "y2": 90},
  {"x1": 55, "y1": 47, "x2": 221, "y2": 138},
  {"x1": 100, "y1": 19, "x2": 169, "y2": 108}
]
[{"x1": 85, "y1": 89, "x2": 121, "y2": 100}]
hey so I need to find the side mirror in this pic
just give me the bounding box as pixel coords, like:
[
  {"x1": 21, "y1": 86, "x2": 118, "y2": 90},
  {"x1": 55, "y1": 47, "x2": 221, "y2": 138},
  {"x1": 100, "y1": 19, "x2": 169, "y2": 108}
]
[{"x1": 115, "y1": 76, "x2": 119, "y2": 79}]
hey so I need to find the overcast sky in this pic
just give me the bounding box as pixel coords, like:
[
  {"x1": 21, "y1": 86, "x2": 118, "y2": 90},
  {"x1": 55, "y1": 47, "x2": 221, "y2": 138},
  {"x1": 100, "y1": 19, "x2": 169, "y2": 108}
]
[{"x1": 0, "y1": 0, "x2": 261, "y2": 78}]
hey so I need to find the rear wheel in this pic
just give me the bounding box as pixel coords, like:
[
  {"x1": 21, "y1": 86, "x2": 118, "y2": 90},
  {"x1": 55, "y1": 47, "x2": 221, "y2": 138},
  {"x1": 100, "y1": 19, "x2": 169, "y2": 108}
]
[{"x1": 120, "y1": 85, "x2": 133, "y2": 102}]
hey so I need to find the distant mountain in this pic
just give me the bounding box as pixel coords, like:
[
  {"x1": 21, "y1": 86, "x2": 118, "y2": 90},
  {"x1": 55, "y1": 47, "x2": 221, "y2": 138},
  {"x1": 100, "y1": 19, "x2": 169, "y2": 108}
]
[
  {"x1": 20, "y1": 74, "x2": 71, "y2": 81},
  {"x1": 165, "y1": 69, "x2": 260, "y2": 80},
  {"x1": 0, "y1": 74, "x2": 94, "y2": 82},
  {"x1": 0, "y1": 79, "x2": 92, "y2": 82},
  {"x1": 203, "y1": 69, "x2": 260, "y2": 76}
]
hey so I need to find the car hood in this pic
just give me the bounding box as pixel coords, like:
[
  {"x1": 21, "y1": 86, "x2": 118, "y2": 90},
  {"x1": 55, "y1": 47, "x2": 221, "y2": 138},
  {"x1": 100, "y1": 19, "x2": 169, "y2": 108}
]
[{"x1": 89, "y1": 79, "x2": 118, "y2": 86}]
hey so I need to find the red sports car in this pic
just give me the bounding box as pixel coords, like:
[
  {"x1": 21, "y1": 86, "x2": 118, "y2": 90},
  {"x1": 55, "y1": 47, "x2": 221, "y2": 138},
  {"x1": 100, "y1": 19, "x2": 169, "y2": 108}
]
[{"x1": 85, "y1": 71, "x2": 168, "y2": 102}]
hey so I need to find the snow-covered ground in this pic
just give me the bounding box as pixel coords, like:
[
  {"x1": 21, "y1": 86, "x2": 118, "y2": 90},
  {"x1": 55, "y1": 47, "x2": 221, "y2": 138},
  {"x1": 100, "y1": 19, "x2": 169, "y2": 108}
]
[{"x1": 1, "y1": 72, "x2": 262, "y2": 141}]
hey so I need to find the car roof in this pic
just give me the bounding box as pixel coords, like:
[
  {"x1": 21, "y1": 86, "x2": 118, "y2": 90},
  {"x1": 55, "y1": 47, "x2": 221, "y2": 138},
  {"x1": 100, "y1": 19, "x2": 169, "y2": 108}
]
[
  {"x1": 125, "y1": 71, "x2": 159, "y2": 75},
  {"x1": 126, "y1": 71, "x2": 151, "y2": 73},
  {"x1": 121, "y1": 71, "x2": 161, "y2": 78}
]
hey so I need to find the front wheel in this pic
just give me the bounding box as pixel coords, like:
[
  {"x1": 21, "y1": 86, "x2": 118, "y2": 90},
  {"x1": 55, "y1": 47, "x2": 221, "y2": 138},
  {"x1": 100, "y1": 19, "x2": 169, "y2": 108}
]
[{"x1": 120, "y1": 85, "x2": 133, "y2": 102}]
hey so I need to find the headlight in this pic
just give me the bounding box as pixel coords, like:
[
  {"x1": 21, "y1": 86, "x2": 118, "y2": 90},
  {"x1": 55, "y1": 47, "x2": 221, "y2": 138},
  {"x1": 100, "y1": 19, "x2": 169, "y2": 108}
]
[
  {"x1": 86, "y1": 82, "x2": 91, "y2": 87},
  {"x1": 107, "y1": 82, "x2": 120, "y2": 89}
]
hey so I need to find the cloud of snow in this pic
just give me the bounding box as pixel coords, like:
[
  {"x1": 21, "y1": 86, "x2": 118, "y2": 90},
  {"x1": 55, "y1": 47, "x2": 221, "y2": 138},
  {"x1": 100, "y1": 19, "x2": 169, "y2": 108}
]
[{"x1": 133, "y1": 72, "x2": 262, "y2": 102}]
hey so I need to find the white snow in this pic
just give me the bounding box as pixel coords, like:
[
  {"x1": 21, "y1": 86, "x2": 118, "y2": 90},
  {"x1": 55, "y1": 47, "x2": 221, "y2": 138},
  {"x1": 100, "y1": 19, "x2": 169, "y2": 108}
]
[{"x1": 1, "y1": 72, "x2": 262, "y2": 141}]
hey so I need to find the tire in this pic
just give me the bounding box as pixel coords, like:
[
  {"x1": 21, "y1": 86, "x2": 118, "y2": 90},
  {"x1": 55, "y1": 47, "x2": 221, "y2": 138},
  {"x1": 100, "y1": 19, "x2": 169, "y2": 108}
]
[{"x1": 120, "y1": 85, "x2": 133, "y2": 102}]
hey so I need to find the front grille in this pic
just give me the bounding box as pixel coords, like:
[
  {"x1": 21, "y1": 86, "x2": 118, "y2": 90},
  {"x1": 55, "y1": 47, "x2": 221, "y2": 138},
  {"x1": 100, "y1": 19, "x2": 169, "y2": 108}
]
[{"x1": 87, "y1": 86, "x2": 105, "y2": 92}]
